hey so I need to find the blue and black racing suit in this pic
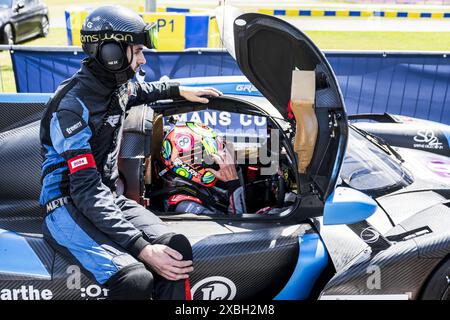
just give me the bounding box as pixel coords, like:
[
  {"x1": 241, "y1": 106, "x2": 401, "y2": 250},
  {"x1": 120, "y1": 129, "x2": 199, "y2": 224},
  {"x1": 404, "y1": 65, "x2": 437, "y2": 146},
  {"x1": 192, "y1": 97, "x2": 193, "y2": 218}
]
[{"x1": 39, "y1": 59, "x2": 192, "y2": 300}]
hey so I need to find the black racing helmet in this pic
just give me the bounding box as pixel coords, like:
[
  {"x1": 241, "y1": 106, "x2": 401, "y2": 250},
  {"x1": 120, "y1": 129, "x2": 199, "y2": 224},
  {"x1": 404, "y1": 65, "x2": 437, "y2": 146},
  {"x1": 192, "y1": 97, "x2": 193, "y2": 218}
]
[{"x1": 80, "y1": 5, "x2": 158, "y2": 83}]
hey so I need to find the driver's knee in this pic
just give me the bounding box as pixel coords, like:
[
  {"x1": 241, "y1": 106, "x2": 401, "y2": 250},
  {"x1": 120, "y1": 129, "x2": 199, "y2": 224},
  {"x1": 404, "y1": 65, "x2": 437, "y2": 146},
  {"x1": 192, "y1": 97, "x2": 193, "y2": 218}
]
[
  {"x1": 105, "y1": 264, "x2": 153, "y2": 300},
  {"x1": 153, "y1": 233, "x2": 193, "y2": 261}
]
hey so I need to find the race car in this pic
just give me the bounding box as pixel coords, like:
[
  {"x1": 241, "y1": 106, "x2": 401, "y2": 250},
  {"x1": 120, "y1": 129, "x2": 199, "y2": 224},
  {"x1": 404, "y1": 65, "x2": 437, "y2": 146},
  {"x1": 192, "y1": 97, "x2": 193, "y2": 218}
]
[{"x1": 0, "y1": 8, "x2": 448, "y2": 300}]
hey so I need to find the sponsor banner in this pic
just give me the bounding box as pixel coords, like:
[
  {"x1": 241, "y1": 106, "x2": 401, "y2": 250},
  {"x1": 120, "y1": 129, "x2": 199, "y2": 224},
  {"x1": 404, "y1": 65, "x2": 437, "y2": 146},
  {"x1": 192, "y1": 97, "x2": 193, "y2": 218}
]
[
  {"x1": 10, "y1": 49, "x2": 241, "y2": 94},
  {"x1": 0, "y1": 286, "x2": 53, "y2": 301},
  {"x1": 165, "y1": 110, "x2": 267, "y2": 133}
]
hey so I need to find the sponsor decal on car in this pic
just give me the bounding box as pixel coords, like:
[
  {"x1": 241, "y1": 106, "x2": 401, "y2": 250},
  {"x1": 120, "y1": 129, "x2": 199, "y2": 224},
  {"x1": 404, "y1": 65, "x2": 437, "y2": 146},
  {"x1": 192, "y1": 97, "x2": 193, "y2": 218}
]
[
  {"x1": 66, "y1": 266, "x2": 109, "y2": 300},
  {"x1": 360, "y1": 227, "x2": 380, "y2": 244},
  {"x1": 235, "y1": 84, "x2": 258, "y2": 93},
  {"x1": 191, "y1": 276, "x2": 237, "y2": 300},
  {"x1": 413, "y1": 129, "x2": 444, "y2": 150},
  {"x1": 0, "y1": 286, "x2": 53, "y2": 300},
  {"x1": 79, "y1": 285, "x2": 109, "y2": 299}
]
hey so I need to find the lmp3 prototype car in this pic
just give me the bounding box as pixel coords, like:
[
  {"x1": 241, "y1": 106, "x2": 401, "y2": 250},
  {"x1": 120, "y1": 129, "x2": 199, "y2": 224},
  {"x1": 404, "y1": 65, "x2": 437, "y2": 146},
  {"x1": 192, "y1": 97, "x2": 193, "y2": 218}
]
[{"x1": 0, "y1": 9, "x2": 449, "y2": 300}]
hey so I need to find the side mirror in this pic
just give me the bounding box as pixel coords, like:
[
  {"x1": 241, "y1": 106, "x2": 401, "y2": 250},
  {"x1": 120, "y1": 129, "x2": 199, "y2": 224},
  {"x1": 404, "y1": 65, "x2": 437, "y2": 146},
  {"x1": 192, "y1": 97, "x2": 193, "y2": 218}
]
[
  {"x1": 323, "y1": 187, "x2": 377, "y2": 225},
  {"x1": 14, "y1": 1, "x2": 25, "y2": 12}
]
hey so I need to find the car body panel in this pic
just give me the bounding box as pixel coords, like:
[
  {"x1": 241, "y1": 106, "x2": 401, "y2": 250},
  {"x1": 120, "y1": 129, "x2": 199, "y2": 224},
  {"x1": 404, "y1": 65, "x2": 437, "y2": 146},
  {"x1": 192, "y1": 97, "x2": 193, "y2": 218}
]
[
  {"x1": 0, "y1": 90, "x2": 448, "y2": 300},
  {"x1": 353, "y1": 119, "x2": 450, "y2": 158},
  {"x1": 0, "y1": 219, "x2": 324, "y2": 300},
  {"x1": 319, "y1": 217, "x2": 450, "y2": 300},
  {"x1": 274, "y1": 233, "x2": 329, "y2": 300},
  {"x1": 323, "y1": 187, "x2": 378, "y2": 225},
  {"x1": 0, "y1": 229, "x2": 50, "y2": 280}
]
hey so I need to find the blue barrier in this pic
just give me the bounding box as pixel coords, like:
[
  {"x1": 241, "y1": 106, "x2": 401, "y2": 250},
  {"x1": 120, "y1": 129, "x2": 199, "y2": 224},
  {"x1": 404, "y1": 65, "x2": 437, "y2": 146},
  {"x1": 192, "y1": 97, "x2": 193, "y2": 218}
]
[
  {"x1": 11, "y1": 48, "x2": 241, "y2": 93},
  {"x1": 184, "y1": 15, "x2": 209, "y2": 48},
  {"x1": 9, "y1": 47, "x2": 450, "y2": 124},
  {"x1": 328, "y1": 52, "x2": 450, "y2": 124}
]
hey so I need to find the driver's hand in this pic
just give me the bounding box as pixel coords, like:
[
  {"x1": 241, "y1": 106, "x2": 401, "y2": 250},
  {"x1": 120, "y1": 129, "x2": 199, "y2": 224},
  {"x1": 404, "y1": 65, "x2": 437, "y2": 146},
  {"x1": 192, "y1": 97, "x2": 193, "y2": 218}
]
[
  {"x1": 138, "y1": 244, "x2": 193, "y2": 281},
  {"x1": 179, "y1": 86, "x2": 222, "y2": 104},
  {"x1": 207, "y1": 142, "x2": 238, "y2": 182}
]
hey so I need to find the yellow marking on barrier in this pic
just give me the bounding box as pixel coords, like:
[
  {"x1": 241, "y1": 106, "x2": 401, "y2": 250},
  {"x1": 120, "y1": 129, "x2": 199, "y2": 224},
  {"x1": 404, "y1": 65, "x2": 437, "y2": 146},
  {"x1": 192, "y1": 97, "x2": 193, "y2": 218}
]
[
  {"x1": 143, "y1": 13, "x2": 185, "y2": 50},
  {"x1": 69, "y1": 10, "x2": 89, "y2": 46},
  {"x1": 336, "y1": 10, "x2": 349, "y2": 17},
  {"x1": 258, "y1": 9, "x2": 274, "y2": 15},
  {"x1": 286, "y1": 9, "x2": 298, "y2": 17},
  {"x1": 311, "y1": 10, "x2": 325, "y2": 17},
  {"x1": 384, "y1": 11, "x2": 397, "y2": 18},
  {"x1": 150, "y1": 6, "x2": 450, "y2": 20},
  {"x1": 208, "y1": 17, "x2": 221, "y2": 48},
  {"x1": 431, "y1": 12, "x2": 444, "y2": 19},
  {"x1": 191, "y1": 8, "x2": 209, "y2": 13}
]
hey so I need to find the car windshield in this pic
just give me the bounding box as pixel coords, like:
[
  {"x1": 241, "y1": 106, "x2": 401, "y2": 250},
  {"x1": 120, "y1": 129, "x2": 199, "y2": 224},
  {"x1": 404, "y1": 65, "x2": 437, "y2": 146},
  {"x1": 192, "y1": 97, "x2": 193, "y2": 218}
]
[
  {"x1": 0, "y1": 0, "x2": 11, "y2": 8},
  {"x1": 340, "y1": 128, "x2": 413, "y2": 195}
]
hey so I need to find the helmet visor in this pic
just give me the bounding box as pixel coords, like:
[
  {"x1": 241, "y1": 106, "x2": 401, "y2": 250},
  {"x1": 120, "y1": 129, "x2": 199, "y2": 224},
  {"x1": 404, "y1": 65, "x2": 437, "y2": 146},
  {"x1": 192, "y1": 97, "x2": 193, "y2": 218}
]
[{"x1": 144, "y1": 22, "x2": 158, "y2": 49}]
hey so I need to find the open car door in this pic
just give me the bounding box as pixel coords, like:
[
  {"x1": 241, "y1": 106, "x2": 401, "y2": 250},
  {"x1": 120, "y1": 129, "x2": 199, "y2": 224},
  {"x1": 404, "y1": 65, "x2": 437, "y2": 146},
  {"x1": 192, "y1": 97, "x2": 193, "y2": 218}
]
[{"x1": 216, "y1": 6, "x2": 348, "y2": 205}]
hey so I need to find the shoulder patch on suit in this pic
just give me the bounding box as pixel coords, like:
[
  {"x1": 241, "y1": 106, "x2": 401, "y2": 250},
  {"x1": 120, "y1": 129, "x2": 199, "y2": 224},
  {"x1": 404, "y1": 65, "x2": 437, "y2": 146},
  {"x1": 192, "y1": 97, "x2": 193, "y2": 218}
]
[{"x1": 57, "y1": 109, "x2": 87, "y2": 138}]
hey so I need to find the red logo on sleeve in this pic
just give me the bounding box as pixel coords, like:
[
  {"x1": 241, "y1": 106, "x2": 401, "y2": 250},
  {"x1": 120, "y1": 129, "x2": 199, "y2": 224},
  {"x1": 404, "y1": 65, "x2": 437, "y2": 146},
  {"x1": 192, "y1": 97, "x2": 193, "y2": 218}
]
[{"x1": 68, "y1": 154, "x2": 96, "y2": 174}]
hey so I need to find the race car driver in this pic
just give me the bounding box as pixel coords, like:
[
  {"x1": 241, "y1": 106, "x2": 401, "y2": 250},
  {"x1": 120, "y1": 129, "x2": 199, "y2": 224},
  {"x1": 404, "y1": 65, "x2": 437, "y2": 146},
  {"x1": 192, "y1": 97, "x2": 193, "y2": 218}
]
[
  {"x1": 156, "y1": 122, "x2": 246, "y2": 215},
  {"x1": 39, "y1": 5, "x2": 221, "y2": 300}
]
